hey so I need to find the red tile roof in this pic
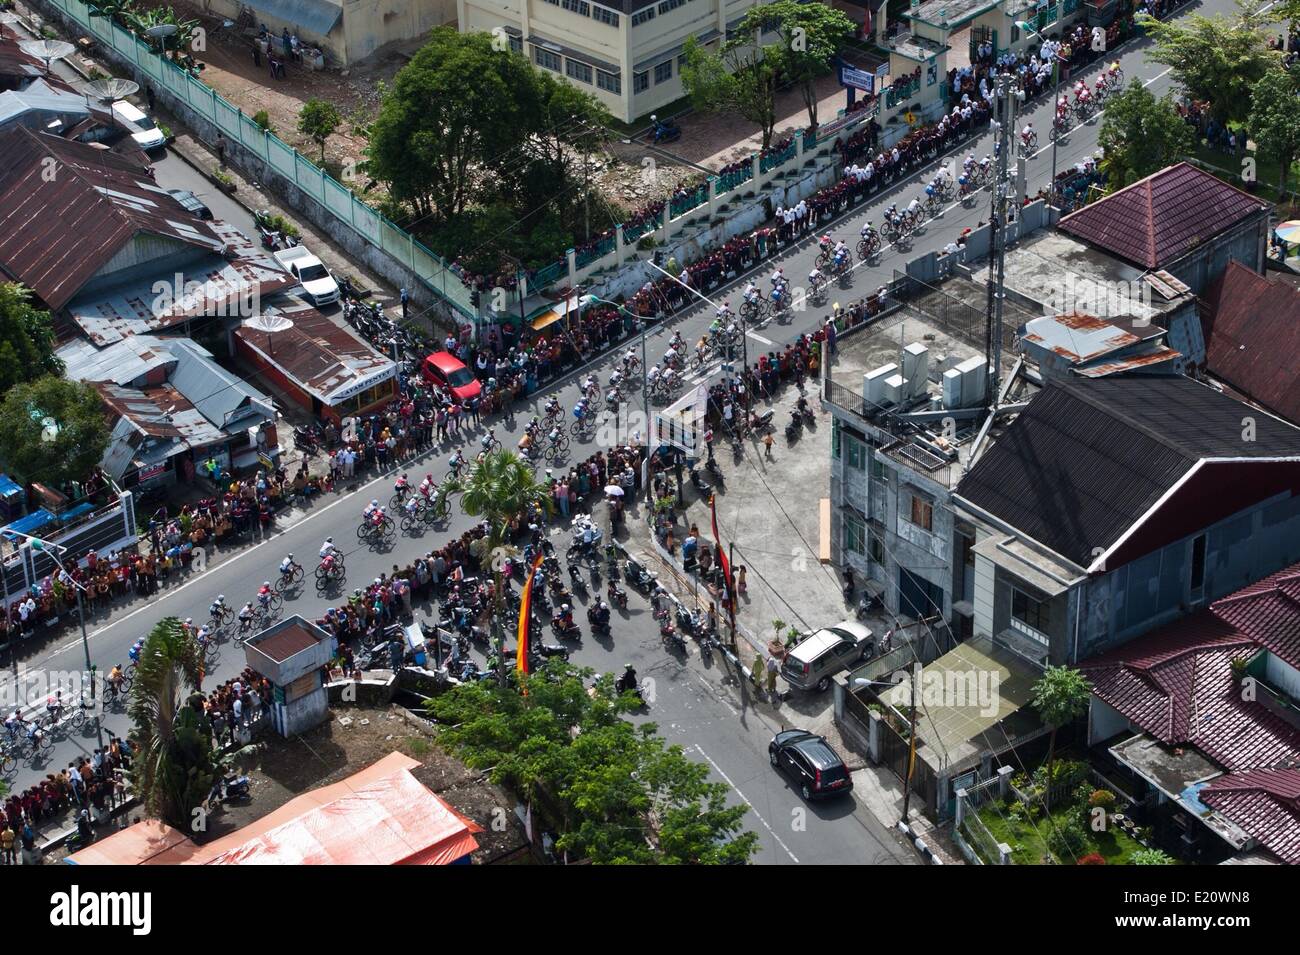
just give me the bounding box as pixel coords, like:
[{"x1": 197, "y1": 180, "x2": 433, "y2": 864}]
[
  {"x1": 1058, "y1": 163, "x2": 1266, "y2": 269},
  {"x1": 1200, "y1": 262, "x2": 1300, "y2": 426},
  {"x1": 1202, "y1": 770, "x2": 1300, "y2": 864},
  {"x1": 1211, "y1": 564, "x2": 1300, "y2": 672}
]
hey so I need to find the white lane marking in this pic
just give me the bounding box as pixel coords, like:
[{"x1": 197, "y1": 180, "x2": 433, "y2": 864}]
[
  {"x1": 746, "y1": 331, "x2": 774, "y2": 345},
  {"x1": 695, "y1": 743, "x2": 800, "y2": 863}
]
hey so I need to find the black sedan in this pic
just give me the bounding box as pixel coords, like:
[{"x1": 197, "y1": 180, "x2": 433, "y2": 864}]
[{"x1": 769, "y1": 730, "x2": 854, "y2": 801}]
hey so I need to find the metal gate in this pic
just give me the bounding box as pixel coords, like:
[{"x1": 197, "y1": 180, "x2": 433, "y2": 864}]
[{"x1": 969, "y1": 25, "x2": 996, "y2": 63}]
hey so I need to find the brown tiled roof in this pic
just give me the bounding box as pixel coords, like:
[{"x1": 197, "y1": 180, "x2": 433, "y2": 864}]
[
  {"x1": 0, "y1": 127, "x2": 226, "y2": 310},
  {"x1": 1058, "y1": 163, "x2": 1266, "y2": 269},
  {"x1": 1202, "y1": 770, "x2": 1300, "y2": 865},
  {"x1": 1210, "y1": 563, "x2": 1300, "y2": 673},
  {"x1": 1200, "y1": 261, "x2": 1300, "y2": 426}
]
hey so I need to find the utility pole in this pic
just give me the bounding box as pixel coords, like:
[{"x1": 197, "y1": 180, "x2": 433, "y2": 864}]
[
  {"x1": 902, "y1": 660, "x2": 920, "y2": 824},
  {"x1": 985, "y1": 73, "x2": 1012, "y2": 409}
]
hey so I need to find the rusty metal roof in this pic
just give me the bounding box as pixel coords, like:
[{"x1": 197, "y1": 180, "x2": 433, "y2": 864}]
[
  {"x1": 1201, "y1": 261, "x2": 1300, "y2": 427},
  {"x1": 235, "y1": 298, "x2": 395, "y2": 406},
  {"x1": 0, "y1": 127, "x2": 277, "y2": 316},
  {"x1": 1059, "y1": 163, "x2": 1266, "y2": 269},
  {"x1": 1021, "y1": 311, "x2": 1165, "y2": 363},
  {"x1": 1071, "y1": 346, "x2": 1182, "y2": 378}
]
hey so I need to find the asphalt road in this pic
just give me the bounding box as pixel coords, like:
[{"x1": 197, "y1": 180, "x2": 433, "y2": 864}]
[{"x1": 3, "y1": 1, "x2": 1237, "y2": 862}]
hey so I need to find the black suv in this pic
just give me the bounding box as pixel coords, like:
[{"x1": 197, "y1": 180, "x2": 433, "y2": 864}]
[{"x1": 769, "y1": 730, "x2": 853, "y2": 800}]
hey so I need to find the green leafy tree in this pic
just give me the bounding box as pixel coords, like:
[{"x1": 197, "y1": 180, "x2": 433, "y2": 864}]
[
  {"x1": 367, "y1": 28, "x2": 541, "y2": 221},
  {"x1": 429, "y1": 661, "x2": 758, "y2": 863},
  {"x1": 1097, "y1": 82, "x2": 1196, "y2": 188},
  {"x1": 0, "y1": 283, "x2": 62, "y2": 397},
  {"x1": 681, "y1": 34, "x2": 781, "y2": 148},
  {"x1": 1139, "y1": 0, "x2": 1281, "y2": 124},
  {"x1": 298, "y1": 99, "x2": 341, "y2": 161},
  {"x1": 442, "y1": 449, "x2": 554, "y2": 682},
  {"x1": 1029, "y1": 666, "x2": 1092, "y2": 812},
  {"x1": 752, "y1": 1, "x2": 856, "y2": 129},
  {"x1": 0, "y1": 376, "x2": 108, "y2": 487},
  {"x1": 126, "y1": 617, "x2": 215, "y2": 832},
  {"x1": 1131, "y1": 847, "x2": 1177, "y2": 864},
  {"x1": 1248, "y1": 67, "x2": 1300, "y2": 198}
]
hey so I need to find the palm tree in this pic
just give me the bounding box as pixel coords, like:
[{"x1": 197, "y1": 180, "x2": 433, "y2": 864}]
[
  {"x1": 127, "y1": 616, "x2": 217, "y2": 832},
  {"x1": 443, "y1": 449, "x2": 554, "y2": 683},
  {"x1": 1029, "y1": 665, "x2": 1092, "y2": 812}
]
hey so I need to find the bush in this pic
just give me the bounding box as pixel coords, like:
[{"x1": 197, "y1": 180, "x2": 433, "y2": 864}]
[
  {"x1": 253, "y1": 110, "x2": 272, "y2": 132},
  {"x1": 1131, "y1": 848, "x2": 1176, "y2": 865},
  {"x1": 1088, "y1": 789, "x2": 1117, "y2": 810},
  {"x1": 1077, "y1": 852, "x2": 1106, "y2": 865},
  {"x1": 1045, "y1": 821, "x2": 1094, "y2": 862}
]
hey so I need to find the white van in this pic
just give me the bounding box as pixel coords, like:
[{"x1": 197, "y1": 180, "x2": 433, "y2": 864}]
[{"x1": 112, "y1": 100, "x2": 166, "y2": 151}]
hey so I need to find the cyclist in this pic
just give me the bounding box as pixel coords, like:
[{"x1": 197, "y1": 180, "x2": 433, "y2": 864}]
[
  {"x1": 963, "y1": 153, "x2": 977, "y2": 176},
  {"x1": 544, "y1": 396, "x2": 563, "y2": 419},
  {"x1": 808, "y1": 266, "x2": 823, "y2": 290},
  {"x1": 257, "y1": 581, "x2": 273, "y2": 611},
  {"x1": 319, "y1": 538, "x2": 339, "y2": 562},
  {"x1": 480, "y1": 428, "x2": 498, "y2": 451},
  {"x1": 107, "y1": 664, "x2": 125, "y2": 699},
  {"x1": 45, "y1": 692, "x2": 64, "y2": 725},
  {"x1": 907, "y1": 196, "x2": 922, "y2": 220},
  {"x1": 818, "y1": 233, "x2": 834, "y2": 258},
  {"x1": 663, "y1": 343, "x2": 680, "y2": 369},
  {"x1": 363, "y1": 498, "x2": 381, "y2": 522},
  {"x1": 196, "y1": 623, "x2": 213, "y2": 652},
  {"x1": 238, "y1": 601, "x2": 256, "y2": 632},
  {"x1": 403, "y1": 495, "x2": 421, "y2": 520},
  {"x1": 742, "y1": 280, "x2": 760, "y2": 305},
  {"x1": 393, "y1": 472, "x2": 410, "y2": 502},
  {"x1": 180, "y1": 617, "x2": 195, "y2": 638},
  {"x1": 861, "y1": 221, "x2": 876, "y2": 241},
  {"x1": 770, "y1": 268, "x2": 786, "y2": 291},
  {"x1": 622, "y1": 348, "x2": 638, "y2": 373},
  {"x1": 1107, "y1": 60, "x2": 1121, "y2": 83},
  {"x1": 646, "y1": 364, "x2": 661, "y2": 389},
  {"x1": 368, "y1": 506, "x2": 388, "y2": 529},
  {"x1": 4, "y1": 709, "x2": 25, "y2": 741},
  {"x1": 715, "y1": 300, "x2": 733, "y2": 324},
  {"x1": 605, "y1": 388, "x2": 620, "y2": 414},
  {"x1": 833, "y1": 240, "x2": 851, "y2": 270},
  {"x1": 572, "y1": 398, "x2": 590, "y2": 422},
  {"x1": 128, "y1": 638, "x2": 145, "y2": 664},
  {"x1": 209, "y1": 593, "x2": 228, "y2": 621},
  {"x1": 279, "y1": 553, "x2": 300, "y2": 580},
  {"x1": 447, "y1": 448, "x2": 465, "y2": 476},
  {"x1": 418, "y1": 474, "x2": 437, "y2": 499}
]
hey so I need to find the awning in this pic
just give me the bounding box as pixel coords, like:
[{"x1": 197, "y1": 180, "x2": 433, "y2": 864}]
[
  {"x1": 532, "y1": 312, "x2": 563, "y2": 331},
  {"x1": 1, "y1": 508, "x2": 55, "y2": 541},
  {"x1": 244, "y1": 0, "x2": 343, "y2": 37}
]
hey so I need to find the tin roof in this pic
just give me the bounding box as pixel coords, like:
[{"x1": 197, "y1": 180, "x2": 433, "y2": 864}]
[
  {"x1": 57, "y1": 334, "x2": 176, "y2": 386},
  {"x1": 1020, "y1": 312, "x2": 1164, "y2": 364},
  {"x1": 250, "y1": 618, "x2": 327, "y2": 663},
  {"x1": 0, "y1": 127, "x2": 236, "y2": 312},
  {"x1": 66, "y1": 218, "x2": 295, "y2": 346},
  {"x1": 1202, "y1": 770, "x2": 1300, "y2": 865},
  {"x1": 1058, "y1": 163, "x2": 1266, "y2": 269},
  {"x1": 234, "y1": 298, "x2": 395, "y2": 406},
  {"x1": 1201, "y1": 261, "x2": 1300, "y2": 427}
]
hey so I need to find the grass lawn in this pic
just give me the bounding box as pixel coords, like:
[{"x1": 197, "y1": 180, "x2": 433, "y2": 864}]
[
  {"x1": 974, "y1": 798, "x2": 1147, "y2": 865},
  {"x1": 1188, "y1": 143, "x2": 1300, "y2": 212}
]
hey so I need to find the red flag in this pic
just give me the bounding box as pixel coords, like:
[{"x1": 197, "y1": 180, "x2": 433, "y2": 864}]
[{"x1": 709, "y1": 494, "x2": 734, "y2": 617}]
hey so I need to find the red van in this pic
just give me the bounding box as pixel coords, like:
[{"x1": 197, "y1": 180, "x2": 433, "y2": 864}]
[{"x1": 421, "y1": 351, "x2": 481, "y2": 402}]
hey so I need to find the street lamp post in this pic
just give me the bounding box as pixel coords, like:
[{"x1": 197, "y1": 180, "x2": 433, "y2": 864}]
[
  {"x1": 8, "y1": 530, "x2": 105, "y2": 753},
  {"x1": 1016, "y1": 21, "x2": 1064, "y2": 206}
]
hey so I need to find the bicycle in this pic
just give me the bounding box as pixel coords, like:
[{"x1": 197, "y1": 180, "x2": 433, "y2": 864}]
[
  {"x1": 273, "y1": 563, "x2": 305, "y2": 592},
  {"x1": 388, "y1": 488, "x2": 413, "y2": 510},
  {"x1": 357, "y1": 515, "x2": 395, "y2": 541},
  {"x1": 857, "y1": 232, "x2": 881, "y2": 260},
  {"x1": 210, "y1": 604, "x2": 234, "y2": 628},
  {"x1": 315, "y1": 560, "x2": 346, "y2": 591},
  {"x1": 0, "y1": 739, "x2": 16, "y2": 775},
  {"x1": 256, "y1": 591, "x2": 284, "y2": 617},
  {"x1": 479, "y1": 435, "x2": 503, "y2": 454},
  {"x1": 569, "y1": 413, "x2": 598, "y2": 438},
  {"x1": 543, "y1": 435, "x2": 571, "y2": 462},
  {"x1": 20, "y1": 727, "x2": 53, "y2": 759},
  {"x1": 443, "y1": 461, "x2": 465, "y2": 484},
  {"x1": 1020, "y1": 130, "x2": 1039, "y2": 154},
  {"x1": 421, "y1": 493, "x2": 451, "y2": 524},
  {"x1": 809, "y1": 278, "x2": 828, "y2": 305},
  {"x1": 740, "y1": 298, "x2": 766, "y2": 324}
]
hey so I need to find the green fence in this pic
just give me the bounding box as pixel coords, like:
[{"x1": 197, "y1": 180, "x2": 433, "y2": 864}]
[{"x1": 47, "y1": 0, "x2": 478, "y2": 319}]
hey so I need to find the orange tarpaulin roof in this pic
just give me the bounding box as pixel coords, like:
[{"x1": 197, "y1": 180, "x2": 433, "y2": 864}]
[
  {"x1": 65, "y1": 819, "x2": 193, "y2": 866},
  {"x1": 67, "y1": 752, "x2": 483, "y2": 866}
]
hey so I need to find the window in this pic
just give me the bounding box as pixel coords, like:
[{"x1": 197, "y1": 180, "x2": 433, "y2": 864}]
[
  {"x1": 534, "y1": 47, "x2": 562, "y2": 72},
  {"x1": 566, "y1": 59, "x2": 593, "y2": 84},
  {"x1": 633, "y1": 70, "x2": 649, "y2": 93},
  {"x1": 678, "y1": 54, "x2": 688, "y2": 73},
  {"x1": 1011, "y1": 587, "x2": 1051, "y2": 641},
  {"x1": 654, "y1": 60, "x2": 672, "y2": 84},
  {"x1": 869, "y1": 532, "x2": 884, "y2": 564},
  {"x1": 1010, "y1": 23, "x2": 1020, "y2": 44},
  {"x1": 844, "y1": 513, "x2": 866, "y2": 555},
  {"x1": 561, "y1": 0, "x2": 591, "y2": 14},
  {"x1": 597, "y1": 69, "x2": 621, "y2": 94},
  {"x1": 845, "y1": 436, "x2": 867, "y2": 471},
  {"x1": 908, "y1": 493, "x2": 933, "y2": 532},
  {"x1": 870, "y1": 454, "x2": 884, "y2": 480},
  {"x1": 509, "y1": 36, "x2": 523, "y2": 54},
  {"x1": 632, "y1": 8, "x2": 655, "y2": 25},
  {"x1": 592, "y1": 5, "x2": 619, "y2": 26},
  {"x1": 658, "y1": 0, "x2": 685, "y2": 12}
]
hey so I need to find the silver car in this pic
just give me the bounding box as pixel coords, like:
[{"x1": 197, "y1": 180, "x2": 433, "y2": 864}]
[{"x1": 780, "y1": 620, "x2": 875, "y2": 692}]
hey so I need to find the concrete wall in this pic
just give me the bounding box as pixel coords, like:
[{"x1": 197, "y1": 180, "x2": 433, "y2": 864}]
[
  {"x1": 1165, "y1": 212, "x2": 1268, "y2": 296},
  {"x1": 342, "y1": 0, "x2": 455, "y2": 63}
]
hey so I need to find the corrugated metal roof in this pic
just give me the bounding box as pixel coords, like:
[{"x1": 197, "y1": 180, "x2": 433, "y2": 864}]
[
  {"x1": 1020, "y1": 312, "x2": 1160, "y2": 363},
  {"x1": 1058, "y1": 163, "x2": 1266, "y2": 269},
  {"x1": 165, "y1": 337, "x2": 275, "y2": 430},
  {"x1": 1201, "y1": 261, "x2": 1300, "y2": 427},
  {"x1": 235, "y1": 299, "x2": 395, "y2": 406},
  {"x1": 1071, "y1": 346, "x2": 1181, "y2": 378},
  {"x1": 956, "y1": 376, "x2": 1300, "y2": 567},
  {"x1": 1202, "y1": 770, "x2": 1300, "y2": 865},
  {"x1": 57, "y1": 334, "x2": 175, "y2": 386},
  {"x1": 243, "y1": 0, "x2": 342, "y2": 37},
  {"x1": 0, "y1": 127, "x2": 232, "y2": 311},
  {"x1": 66, "y1": 218, "x2": 295, "y2": 346},
  {"x1": 0, "y1": 79, "x2": 95, "y2": 130}
]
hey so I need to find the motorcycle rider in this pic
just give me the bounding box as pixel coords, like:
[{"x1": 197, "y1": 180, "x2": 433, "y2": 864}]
[{"x1": 615, "y1": 663, "x2": 640, "y2": 698}]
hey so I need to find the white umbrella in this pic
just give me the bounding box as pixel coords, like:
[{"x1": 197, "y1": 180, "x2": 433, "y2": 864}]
[{"x1": 604, "y1": 485, "x2": 625, "y2": 497}]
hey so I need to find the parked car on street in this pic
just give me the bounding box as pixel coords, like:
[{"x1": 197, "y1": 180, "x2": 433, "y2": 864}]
[
  {"x1": 421, "y1": 351, "x2": 481, "y2": 403},
  {"x1": 780, "y1": 619, "x2": 874, "y2": 692},
  {"x1": 112, "y1": 99, "x2": 165, "y2": 151},
  {"x1": 769, "y1": 730, "x2": 853, "y2": 800},
  {"x1": 273, "y1": 245, "x2": 339, "y2": 307}
]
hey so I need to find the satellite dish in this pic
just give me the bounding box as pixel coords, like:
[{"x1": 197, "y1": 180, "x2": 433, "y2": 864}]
[
  {"x1": 83, "y1": 77, "x2": 140, "y2": 103},
  {"x1": 145, "y1": 23, "x2": 179, "y2": 39},
  {"x1": 243, "y1": 315, "x2": 295, "y2": 334},
  {"x1": 19, "y1": 38, "x2": 74, "y2": 65}
]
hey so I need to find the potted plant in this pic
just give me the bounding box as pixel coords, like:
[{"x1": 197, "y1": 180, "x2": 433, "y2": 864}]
[{"x1": 212, "y1": 167, "x2": 236, "y2": 194}]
